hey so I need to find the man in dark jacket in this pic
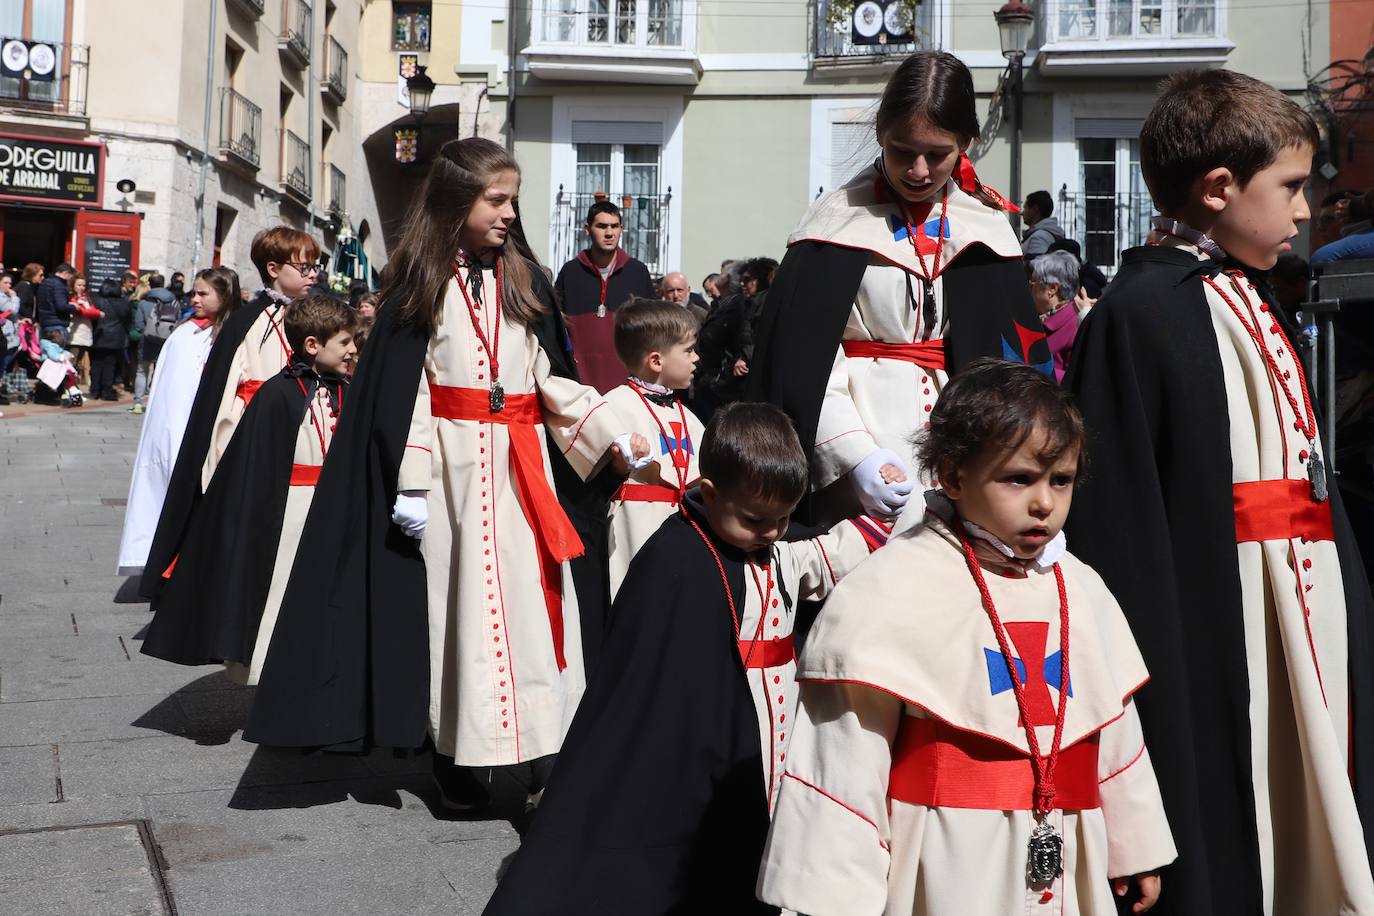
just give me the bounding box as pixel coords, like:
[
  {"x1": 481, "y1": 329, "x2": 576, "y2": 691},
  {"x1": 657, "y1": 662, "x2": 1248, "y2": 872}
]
[
  {"x1": 554, "y1": 200, "x2": 655, "y2": 393},
  {"x1": 36, "y1": 263, "x2": 76, "y2": 342},
  {"x1": 89, "y1": 277, "x2": 133, "y2": 400},
  {"x1": 1021, "y1": 189, "x2": 1066, "y2": 257},
  {"x1": 135, "y1": 274, "x2": 180, "y2": 407}
]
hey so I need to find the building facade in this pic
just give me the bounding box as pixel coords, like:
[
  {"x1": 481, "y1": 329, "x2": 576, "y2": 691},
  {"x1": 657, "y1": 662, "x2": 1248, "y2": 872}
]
[{"x1": 0, "y1": 0, "x2": 376, "y2": 289}]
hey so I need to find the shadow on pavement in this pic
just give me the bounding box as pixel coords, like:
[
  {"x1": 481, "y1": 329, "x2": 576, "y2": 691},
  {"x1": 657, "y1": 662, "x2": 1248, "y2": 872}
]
[
  {"x1": 131, "y1": 670, "x2": 251, "y2": 746},
  {"x1": 113, "y1": 576, "x2": 147, "y2": 604}
]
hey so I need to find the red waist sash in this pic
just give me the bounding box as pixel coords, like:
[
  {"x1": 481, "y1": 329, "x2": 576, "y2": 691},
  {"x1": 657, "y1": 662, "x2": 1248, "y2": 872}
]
[
  {"x1": 842, "y1": 338, "x2": 946, "y2": 372},
  {"x1": 1232, "y1": 479, "x2": 1334, "y2": 543},
  {"x1": 888, "y1": 716, "x2": 1101, "y2": 811},
  {"x1": 289, "y1": 464, "x2": 321, "y2": 486},
  {"x1": 614, "y1": 482, "x2": 680, "y2": 504},
  {"x1": 235, "y1": 378, "x2": 264, "y2": 404},
  {"x1": 429, "y1": 385, "x2": 582, "y2": 671},
  {"x1": 739, "y1": 634, "x2": 795, "y2": 669}
]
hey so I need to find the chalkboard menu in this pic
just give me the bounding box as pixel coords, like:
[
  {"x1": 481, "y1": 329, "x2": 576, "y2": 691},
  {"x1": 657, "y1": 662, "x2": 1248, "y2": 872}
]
[{"x1": 83, "y1": 236, "x2": 132, "y2": 284}]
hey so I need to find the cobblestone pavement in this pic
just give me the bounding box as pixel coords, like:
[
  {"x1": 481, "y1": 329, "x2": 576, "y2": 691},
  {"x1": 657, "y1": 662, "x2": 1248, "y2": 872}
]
[{"x1": 0, "y1": 407, "x2": 521, "y2": 915}]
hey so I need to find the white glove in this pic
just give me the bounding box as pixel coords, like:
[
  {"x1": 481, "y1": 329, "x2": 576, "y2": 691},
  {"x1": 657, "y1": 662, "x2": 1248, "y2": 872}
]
[
  {"x1": 392, "y1": 490, "x2": 428, "y2": 540},
  {"x1": 851, "y1": 448, "x2": 914, "y2": 519},
  {"x1": 613, "y1": 433, "x2": 655, "y2": 472}
]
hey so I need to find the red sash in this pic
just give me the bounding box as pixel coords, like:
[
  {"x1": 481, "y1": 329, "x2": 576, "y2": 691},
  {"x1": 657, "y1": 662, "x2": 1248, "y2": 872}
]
[
  {"x1": 1232, "y1": 479, "x2": 1334, "y2": 543},
  {"x1": 430, "y1": 385, "x2": 582, "y2": 671},
  {"x1": 235, "y1": 378, "x2": 263, "y2": 404},
  {"x1": 739, "y1": 634, "x2": 795, "y2": 669},
  {"x1": 614, "y1": 482, "x2": 680, "y2": 504},
  {"x1": 888, "y1": 716, "x2": 1101, "y2": 811},
  {"x1": 842, "y1": 338, "x2": 946, "y2": 372},
  {"x1": 289, "y1": 464, "x2": 321, "y2": 486}
]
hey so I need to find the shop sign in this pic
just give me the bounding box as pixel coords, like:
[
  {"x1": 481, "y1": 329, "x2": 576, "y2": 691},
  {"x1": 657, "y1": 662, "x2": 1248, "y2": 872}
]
[{"x1": 0, "y1": 133, "x2": 103, "y2": 207}]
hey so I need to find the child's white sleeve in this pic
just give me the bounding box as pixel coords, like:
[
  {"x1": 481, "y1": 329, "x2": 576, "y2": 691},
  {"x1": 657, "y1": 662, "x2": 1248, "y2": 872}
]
[
  {"x1": 532, "y1": 338, "x2": 626, "y2": 480},
  {"x1": 812, "y1": 342, "x2": 879, "y2": 490},
  {"x1": 396, "y1": 367, "x2": 434, "y2": 492},
  {"x1": 790, "y1": 516, "x2": 891, "y2": 602},
  {"x1": 1096, "y1": 696, "x2": 1178, "y2": 878},
  {"x1": 757, "y1": 681, "x2": 901, "y2": 916}
]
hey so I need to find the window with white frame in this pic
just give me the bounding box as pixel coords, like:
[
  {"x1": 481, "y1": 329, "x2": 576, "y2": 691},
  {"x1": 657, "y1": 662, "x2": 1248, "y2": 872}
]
[
  {"x1": 1069, "y1": 133, "x2": 1151, "y2": 271},
  {"x1": 1049, "y1": 0, "x2": 1219, "y2": 42},
  {"x1": 541, "y1": 0, "x2": 686, "y2": 48},
  {"x1": 561, "y1": 121, "x2": 667, "y2": 271},
  {"x1": 829, "y1": 120, "x2": 880, "y2": 193}
]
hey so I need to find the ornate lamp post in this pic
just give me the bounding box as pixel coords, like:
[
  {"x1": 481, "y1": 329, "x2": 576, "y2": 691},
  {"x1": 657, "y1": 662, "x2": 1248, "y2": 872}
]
[{"x1": 995, "y1": 0, "x2": 1035, "y2": 234}]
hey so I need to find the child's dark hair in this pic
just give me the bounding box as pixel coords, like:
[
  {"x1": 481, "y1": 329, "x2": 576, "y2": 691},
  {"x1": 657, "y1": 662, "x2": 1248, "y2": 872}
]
[
  {"x1": 284, "y1": 292, "x2": 356, "y2": 355},
  {"x1": 699, "y1": 402, "x2": 808, "y2": 505},
  {"x1": 613, "y1": 297, "x2": 698, "y2": 369},
  {"x1": 585, "y1": 200, "x2": 622, "y2": 225},
  {"x1": 45, "y1": 328, "x2": 63, "y2": 343},
  {"x1": 916, "y1": 359, "x2": 1086, "y2": 486},
  {"x1": 1140, "y1": 70, "x2": 1319, "y2": 214}
]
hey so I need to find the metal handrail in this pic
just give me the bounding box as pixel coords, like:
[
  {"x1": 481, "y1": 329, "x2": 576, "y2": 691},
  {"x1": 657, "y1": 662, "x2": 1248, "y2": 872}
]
[
  {"x1": 0, "y1": 41, "x2": 89, "y2": 116},
  {"x1": 282, "y1": 0, "x2": 312, "y2": 63},
  {"x1": 282, "y1": 130, "x2": 311, "y2": 199},
  {"x1": 219, "y1": 87, "x2": 262, "y2": 167},
  {"x1": 325, "y1": 35, "x2": 347, "y2": 99}
]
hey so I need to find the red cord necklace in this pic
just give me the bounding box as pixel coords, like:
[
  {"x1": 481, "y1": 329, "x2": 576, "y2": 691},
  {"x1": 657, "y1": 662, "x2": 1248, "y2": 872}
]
[
  {"x1": 454, "y1": 255, "x2": 505, "y2": 412},
  {"x1": 903, "y1": 186, "x2": 948, "y2": 318},
  {"x1": 954, "y1": 521, "x2": 1070, "y2": 885},
  {"x1": 628, "y1": 379, "x2": 692, "y2": 498},
  {"x1": 682, "y1": 508, "x2": 772, "y2": 668},
  {"x1": 1204, "y1": 272, "x2": 1326, "y2": 502}
]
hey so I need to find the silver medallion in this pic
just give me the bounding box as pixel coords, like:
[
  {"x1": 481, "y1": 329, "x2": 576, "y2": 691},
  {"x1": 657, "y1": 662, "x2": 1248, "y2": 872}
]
[
  {"x1": 489, "y1": 379, "x2": 505, "y2": 413},
  {"x1": 1027, "y1": 820, "x2": 1063, "y2": 885},
  {"x1": 596, "y1": 304, "x2": 607, "y2": 318},
  {"x1": 1308, "y1": 449, "x2": 1328, "y2": 503}
]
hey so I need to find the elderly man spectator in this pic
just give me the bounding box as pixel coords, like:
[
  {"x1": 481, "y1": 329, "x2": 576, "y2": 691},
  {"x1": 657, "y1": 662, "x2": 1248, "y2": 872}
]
[
  {"x1": 1028, "y1": 250, "x2": 1082, "y2": 382},
  {"x1": 35, "y1": 262, "x2": 76, "y2": 344},
  {"x1": 660, "y1": 271, "x2": 708, "y2": 323},
  {"x1": 1021, "y1": 190, "x2": 1065, "y2": 258}
]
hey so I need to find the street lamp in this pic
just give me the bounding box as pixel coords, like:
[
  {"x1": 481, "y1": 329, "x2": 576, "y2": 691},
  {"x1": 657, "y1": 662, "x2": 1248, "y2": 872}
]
[
  {"x1": 406, "y1": 65, "x2": 436, "y2": 121},
  {"x1": 995, "y1": 0, "x2": 1035, "y2": 234}
]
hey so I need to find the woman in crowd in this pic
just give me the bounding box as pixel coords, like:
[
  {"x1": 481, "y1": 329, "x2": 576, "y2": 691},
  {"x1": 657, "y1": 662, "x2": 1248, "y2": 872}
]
[
  {"x1": 14, "y1": 263, "x2": 43, "y2": 320},
  {"x1": 1028, "y1": 249, "x2": 1083, "y2": 382},
  {"x1": 748, "y1": 50, "x2": 1047, "y2": 531},
  {"x1": 88, "y1": 278, "x2": 133, "y2": 401},
  {"x1": 68, "y1": 274, "x2": 100, "y2": 389},
  {"x1": 117, "y1": 266, "x2": 241, "y2": 576}
]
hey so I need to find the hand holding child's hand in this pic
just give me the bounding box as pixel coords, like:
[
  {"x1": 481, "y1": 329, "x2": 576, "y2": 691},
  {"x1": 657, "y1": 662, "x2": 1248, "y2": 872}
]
[
  {"x1": 610, "y1": 433, "x2": 652, "y2": 476},
  {"x1": 851, "y1": 448, "x2": 913, "y2": 519},
  {"x1": 879, "y1": 463, "x2": 908, "y2": 484},
  {"x1": 1112, "y1": 871, "x2": 1161, "y2": 913}
]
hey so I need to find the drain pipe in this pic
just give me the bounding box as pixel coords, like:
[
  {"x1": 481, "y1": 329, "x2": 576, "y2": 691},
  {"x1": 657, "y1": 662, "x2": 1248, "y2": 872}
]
[
  {"x1": 191, "y1": 0, "x2": 219, "y2": 273},
  {"x1": 505, "y1": 0, "x2": 516, "y2": 150}
]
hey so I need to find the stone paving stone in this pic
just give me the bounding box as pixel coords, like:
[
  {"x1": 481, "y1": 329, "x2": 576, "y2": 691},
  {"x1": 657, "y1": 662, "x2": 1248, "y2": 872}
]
[
  {"x1": 0, "y1": 795, "x2": 148, "y2": 832},
  {"x1": 0, "y1": 822, "x2": 166, "y2": 916},
  {"x1": 0, "y1": 694, "x2": 190, "y2": 747},
  {"x1": 0, "y1": 745, "x2": 57, "y2": 806},
  {"x1": 0, "y1": 635, "x2": 209, "y2": 703}
]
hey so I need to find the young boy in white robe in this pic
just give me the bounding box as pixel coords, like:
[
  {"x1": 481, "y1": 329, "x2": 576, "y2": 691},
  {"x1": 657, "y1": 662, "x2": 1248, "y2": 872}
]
[
  {"x1": 483, "y1": 402, "x2": 898, "y2": 915},
  {"x1": 758, "y1": 359, "x2": 1176, "y2": 916},
  {"x1": 602, "y1": 297, "x2": 705, "y2": 599}
]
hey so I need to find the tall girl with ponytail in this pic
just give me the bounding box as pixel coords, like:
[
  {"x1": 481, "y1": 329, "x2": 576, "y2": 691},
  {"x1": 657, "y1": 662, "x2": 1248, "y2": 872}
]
[
  {"x1": 750, "y1": 51, "x2": 1049, "y2": 530},
  {"x1": 245, "y1": 139, "x2": 646, "y2": 807}
]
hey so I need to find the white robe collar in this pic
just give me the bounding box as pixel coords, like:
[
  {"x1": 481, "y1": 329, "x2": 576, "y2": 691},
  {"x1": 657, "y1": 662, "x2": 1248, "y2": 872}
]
[{"x1": 923, "y1": 488, "x2": 1067, "y2": 569}]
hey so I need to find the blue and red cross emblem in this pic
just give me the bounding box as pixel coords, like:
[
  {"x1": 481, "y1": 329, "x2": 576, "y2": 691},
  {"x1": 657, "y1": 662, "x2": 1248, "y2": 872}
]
[
  {"x1": 984, "y1": 620, "x2": 1071, "y2": 727},
  {"x1": 660, "y1": 421, "x2": 693, "y2": 471}
]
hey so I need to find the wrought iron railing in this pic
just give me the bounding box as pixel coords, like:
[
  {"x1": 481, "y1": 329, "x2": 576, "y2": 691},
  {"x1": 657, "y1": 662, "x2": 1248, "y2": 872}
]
[
  {"x1": 551, "y1": 188, "x2": 672, "y2": 276},
  {"x1": 227, "y1": 0, "x2": 265, "y2": 18},
  {"x1": 1056, "y1": 188, "x2": 1154, "y2": 271},
  {"x1": 282, "y1": 130, "x2": 311, "y2": 201},
  {"x1": 281, "y1": 0, "x2": 312, "y2": 65},
  {"x1": 219, "y1": 87, "x2": 262, "y2": 168},
  {"x1": 813, "y1": 0, "x2": 922, "y2": 61},
  {"x1": 328, "y1": 163, "x2": 346, "y2": 215},
  {"x1": 0, "y1": 41, "x2": 89, "y2": 117},
  {"x1": 325, "y1": 35, "x2": 348, "y2": 100}
]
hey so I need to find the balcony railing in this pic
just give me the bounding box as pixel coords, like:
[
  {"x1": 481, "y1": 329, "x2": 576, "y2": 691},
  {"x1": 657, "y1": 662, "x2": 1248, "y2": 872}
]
[
  {"x1": 813, "y1": 0, "x2": 922, "y2": 65},
  {"x1": 1044, "y1": 0, "x2": 1221, "y2": 44},
  {"x1": 280, "y1": 0, "x2": 312, "y2": 67},
  {"x1": 282, "y1": 130, "x2": 311, "y2": 203},
  {"x1": 0, "y1": 41, "x2": 89, "y2": 118},
  {"x1": 1057, "y1": 188, "x2": 1154, "y2": 271},
  {"x1": 219, "y1": 87, "x2": 262, "y2": 169},
  {"x1": 324, "y1": 35, "x2": 348, "y2": 103},
  {"x1": 552, "y1": 187, "x2": 671, "y2": 275},
  {"x1": 226, "y1": 0, "x2": 265, "y2": 19},
  {"x1": 328, "y1": 164, "x2": 346, "y2": 215}
]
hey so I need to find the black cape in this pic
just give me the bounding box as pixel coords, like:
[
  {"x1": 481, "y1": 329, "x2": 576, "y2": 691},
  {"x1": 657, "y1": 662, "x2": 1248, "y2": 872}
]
[
  {"x1": 1064, "y1": 245, "x2": 1374, "y2": 915},
  {"x1": 139, "y1": 292, "x2": 283, "y2": 598},
  {"x1": 483, "y1": 490, "x2": 777, "y2": 916},
  {"x1": 244, "y1": 269, "x2": 612, "y2": 749},
  {"x1": 747, "y1": 239, "x2": 1046, "y2": 514},
  {"x1": 140, "y1": 364, "x2": 342, "y2": 668}
]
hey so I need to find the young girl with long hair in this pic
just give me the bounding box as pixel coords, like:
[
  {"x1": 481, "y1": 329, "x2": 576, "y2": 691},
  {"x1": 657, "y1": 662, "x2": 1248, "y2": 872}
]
[
  {"x1": 245, "y1": 138, "x2": 646, "y2": 810},
  {"x1": 118, "y1": 266, "x2": 242, "y2": 575},
  {"x1": 750, "y1": 51, "x2": 1048, "y2": 532}
]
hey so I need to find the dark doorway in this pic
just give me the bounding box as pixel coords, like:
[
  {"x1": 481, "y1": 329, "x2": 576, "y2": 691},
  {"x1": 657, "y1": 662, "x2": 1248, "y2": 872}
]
[{"x1": 1, "y1": 207, "x2": 74, "y2": 273}]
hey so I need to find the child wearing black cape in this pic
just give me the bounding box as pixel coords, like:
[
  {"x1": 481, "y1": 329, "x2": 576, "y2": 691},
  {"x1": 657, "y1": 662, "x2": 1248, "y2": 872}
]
[
  {"x1": 141, "y1": 293, "x2": 357, "y2": 680},
  {"x1": 483, "y1": 402, "x2": 895, "y2": 915}
]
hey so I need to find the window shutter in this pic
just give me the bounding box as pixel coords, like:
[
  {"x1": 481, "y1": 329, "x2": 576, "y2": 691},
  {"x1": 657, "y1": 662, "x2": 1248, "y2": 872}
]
[
  {"x1": 571, "y1": 120, "x2": 663, "y2": 144},
  {"x1": 830, "y1": 120, "x2": 879, "y2": 191}
]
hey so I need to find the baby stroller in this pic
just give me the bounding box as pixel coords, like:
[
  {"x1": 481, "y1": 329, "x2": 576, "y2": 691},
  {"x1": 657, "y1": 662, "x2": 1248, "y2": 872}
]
[{"x1": 4, "y1": 321, "x2": 41, "y2": 404}]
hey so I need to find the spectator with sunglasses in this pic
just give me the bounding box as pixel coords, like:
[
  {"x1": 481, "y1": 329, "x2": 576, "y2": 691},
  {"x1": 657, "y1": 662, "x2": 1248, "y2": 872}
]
[{"x1": 140, "y1": 226, "x2": 321, "y2": 602}]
